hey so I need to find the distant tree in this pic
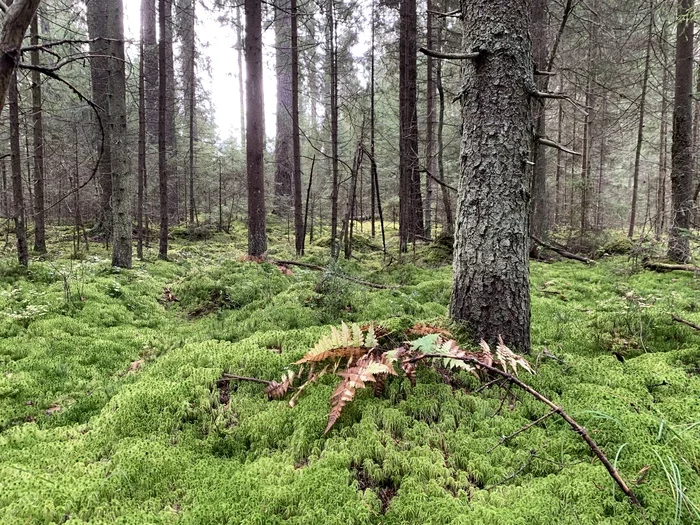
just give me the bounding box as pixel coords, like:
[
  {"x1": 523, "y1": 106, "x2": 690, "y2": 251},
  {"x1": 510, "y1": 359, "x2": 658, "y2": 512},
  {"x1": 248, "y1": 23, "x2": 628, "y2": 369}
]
[
  {"x1": 245, "y1": 0, "x2": 267, "y2": 256},
  {"x1": 450, "y1": 0, "x2": 533, "y2": 353},
  {"x1": 9, "y1": 71, "x2": 28, "y2": 267},
  {"x1": 158, "y1": 0, "x2": 170, "y2": 259},
  {"x1": 30, "y1": 13, "x2": 46, "y2": 254},
  {"x1": 274, "y1": 0, "x2": 293, "y2": 216}
]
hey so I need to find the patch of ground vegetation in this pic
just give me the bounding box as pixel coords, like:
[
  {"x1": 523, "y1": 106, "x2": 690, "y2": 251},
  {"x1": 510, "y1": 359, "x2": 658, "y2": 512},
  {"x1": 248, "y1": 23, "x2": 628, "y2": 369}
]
[{"x1": 1, "y1": 224, "x2": 699, "y2": 524}]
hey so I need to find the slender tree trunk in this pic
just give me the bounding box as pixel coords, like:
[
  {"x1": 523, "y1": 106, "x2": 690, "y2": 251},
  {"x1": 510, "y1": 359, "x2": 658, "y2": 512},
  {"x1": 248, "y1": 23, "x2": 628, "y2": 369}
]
[
  {"x1": 291, "y1": 0, "x2": 303, "y2": 255},
  {"x1": 595, "y1": 96, "x2": 606, "y2": 229},
  {"x1": 370, "y1": 0, "x2": 376, "y2": 238},
  {"x1": 158, "y1": 0, "x2": 169, "y2": 259},
  {"x1": 179, "y1": 0, "x2": 197, "y2": 226},
  {"x1": 554, "y1": 78, "x2": 564, "y2": 225},
  {"x1": 274, "y1": 0, "x2": 293, "y2": 216},
  {"x1": 436, "y1": 9, "x2": 453, "y2": 235},
  {"x1": 29, "y1": 14, "x2": 45, "y2": 254},
  {"x1": 138, "y1": 5, "x2": 147, "y2": 259},
  {"x1": 245, "y1": 0, "x2": 267, "y2": 256},
  {"x1": 9, "y1": 72, "x2": 28, "y2": 267},
  {"x1": 450, "y1": 0, "x2": 533, "y2": 353},
  {"x1": 668, "y1": 0, "x2": 694, "y2": 262},
  {"x1": 530, "y1": 0, "x2": 548, "y2": 249},
  {"x1": 143, "y1": 0, "x2": 158, "y2": 144},
  {"x1": 86, "y1": 0, "x2": 113, "y2": 239},
  {"x1": 656, "y1": 25, "x2": 669, "y2": 238},
  {"x1": 424, "y1": 0, "x2": 436, "y2": 240},
  {"x1": 236, "y1": 5, "x2": 245, "y2": 149},
  {"x1": 628, "y1": 1, "x2": 653, "y2": 238},
  {"x1": 328, "y1": 0, "x2": 339, "y2": 258}
]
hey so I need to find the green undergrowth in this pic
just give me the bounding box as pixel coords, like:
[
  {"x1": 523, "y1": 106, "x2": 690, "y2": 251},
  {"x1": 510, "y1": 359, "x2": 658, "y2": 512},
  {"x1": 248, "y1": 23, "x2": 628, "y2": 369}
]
[{"x1": 1, "y1": 231, "x2": 699, "y2": 524}]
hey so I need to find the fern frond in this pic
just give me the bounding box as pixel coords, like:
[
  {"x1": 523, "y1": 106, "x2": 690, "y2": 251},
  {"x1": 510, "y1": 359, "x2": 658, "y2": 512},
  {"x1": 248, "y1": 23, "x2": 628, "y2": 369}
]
[
  {"x1": 297, "y1": 322, "x2": 378, "y2": 364},
  {"x1": 495, "y1": 335, "x2": 533, "y2": 375},
  {"x1": 265, "y1": 370, "x2": 296, "y2": 400}
]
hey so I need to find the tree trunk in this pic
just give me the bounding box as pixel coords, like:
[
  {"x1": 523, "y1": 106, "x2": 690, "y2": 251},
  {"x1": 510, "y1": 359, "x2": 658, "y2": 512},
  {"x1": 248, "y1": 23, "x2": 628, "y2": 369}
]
[
  {"x1": 398, "y1": 0, "x2": 423, "y2": 252},
  {"x1": 245, "y1": 0, "x2": 267, "y2": 256},
  {"x1": 424, "y1": 0, "x2": 436, "y2": 240},
  {"x1": 656, "y1": 25, "x2": 669, "y2": 239},
  {"x1": 628, "y1": 1, "x2": 653, "y2": 239},
  {"x1": 29, "y1": 14, "x2": 45, "y2": 253},
  {"x1": 328, "y1": 0, "x2": 339, "y2": 258},
  {"x1": 9, "y1": 72, "x2": 28, "y2": 267},
  {"x1": 291, "y1": 0, "x2": 303, "y2": 255},
  {"x1": 138, "y1": 28, "x2": 146, "y2": 260},
  {"x1": 554, "y1": 76, "x2": 563, "y2": 225},
  {"x1": 668, "y1": 0, "x2": 694, "y2": 262},
  {"x1": 143, "y1": 0, "x2": 158, "y2": 144},
  {"x1": 450, "y1": 0, "x2": 533, "y2": 353},
  {"x1": 435, "y1": 7, "x2": 453, "y2": 235},
  {"x1": 158, "y1": 0, "x2": 169, "y2": 259},
  {"x1": 109, "y1": 0, "x2": 133, "y2": 268},
  {"x1": 236, "y1": 5, "x2": 245, "y2": 149},
  {"x1": 178, "y1": 0, "x2": 197, "y2": 226},
  {"x1": 274, "y1": 0, "x2": 293, "y2": 216},
  {"x1": 370, "y1": 0, "x2": 376, "y2": 238}
]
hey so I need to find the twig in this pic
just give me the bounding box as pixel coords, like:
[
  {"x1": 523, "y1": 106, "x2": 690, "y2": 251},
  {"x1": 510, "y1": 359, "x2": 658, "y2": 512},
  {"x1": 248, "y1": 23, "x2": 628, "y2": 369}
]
[
  {"x1": 422, "y1": 168, "x2": 457, "y2": 192},
  {"x1": 531, "y1": 235, "x2": 595, "y2": 264},
  {"x1": 671, "y1": 314, "x2": 700, "y2": 332},
  {"x1": 485, "y1": 449, "x2": 536, "y2": 489},
  {"x1": 221, "y1": 373, "x2": 273, "y2": 386},
  {"x1": 488, "y1": 409, "x2": 557, "y2": 453},
  {"x1": 408, "y1": 353, "x2": 642, "y2": 506},
  {"x1": 271, "y1": 259, "x2": 397, "y2": 290}
]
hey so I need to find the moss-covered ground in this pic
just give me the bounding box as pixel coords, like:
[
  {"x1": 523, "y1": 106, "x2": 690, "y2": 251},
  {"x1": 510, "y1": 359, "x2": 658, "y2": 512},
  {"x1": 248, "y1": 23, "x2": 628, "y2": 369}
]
[{"x1": 1, "y1": 224, "x2": 699, "y2": 524}]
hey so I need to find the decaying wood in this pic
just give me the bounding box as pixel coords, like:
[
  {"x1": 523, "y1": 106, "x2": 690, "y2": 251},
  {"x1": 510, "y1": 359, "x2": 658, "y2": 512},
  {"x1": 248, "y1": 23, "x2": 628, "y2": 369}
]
[
  {"x1": 531, "y1": 235, "x2": 595, "y2": 264},
  {"x1": 271, "y1": 259, "x2": 396, "y2": 289},
  {"x1": 643, "y1": 260, "x2": 699, "y2": 273},
  {"x1": 671, "y1": 314, "x2": 700, "y2": 331}
]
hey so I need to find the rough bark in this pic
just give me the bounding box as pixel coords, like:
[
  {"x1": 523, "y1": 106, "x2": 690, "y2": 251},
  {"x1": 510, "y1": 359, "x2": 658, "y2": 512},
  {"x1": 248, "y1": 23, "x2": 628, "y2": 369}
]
[
  {"x1": 291, "y1": 0, "x2": 303, "y2": 255},
  {"x1": 450, "y1": 0, "x2": 534, "y2": 353},
  {"x1": 327, "y1": 0, "x2": 339, "y2": 258},
  {"x1": 178, "y1": 0, "x2": 196, "y2": 225},
  {"x1": 656, "y1": 25, "x2": 669, "y2": 238},
  {"x1": 29, "y1": 14, "x2": 45, "y2": 253},
  {"x1": 435, "y1": 5, "x2": 453, "y2": 235},
  {"x1": 245, "y1": 0, "x2": 267, "y2": 256},
  {"x1": 398, "y1": 0, "x2": 423, "y2": 252},
  {"x1": 274, "y1": 0, "x2": 293, "y2": 216},
  {"x1": 424, "y1": 0, "x2": 436, "y2": 240},
  {"x1": 142, "y1": 0, "x2": 158, "y2": 144},
  {"x1": 138, "y1": 29, "x2": 146, "y2": 259},
  {"x1": 158, "y1": 0, "x2": 169, "y2": 259},
  {"x1": 9, "y1": 71, "x2": 28, "y2": 267},
  {"x1": 0, "y1": 0, "x2": 42, "y2": 115},
  {"x1": 668, "y1": 0, "x2": 694, "y2": 262},
  {"x1": 108, "y1": 0, "x2": 133, "y2": 268}
]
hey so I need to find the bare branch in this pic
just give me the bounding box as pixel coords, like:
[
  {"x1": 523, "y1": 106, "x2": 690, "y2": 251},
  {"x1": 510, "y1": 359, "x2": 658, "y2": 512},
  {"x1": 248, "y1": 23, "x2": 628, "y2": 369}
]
[
  {"x1": 538, "y1": 137, "x2": 582, "y2": 156},
  {"x1": 419, "y1": 46, "x2": 480, "y2": 60},
  {"x1": 671, "y1": 314, "x2": 700, "y2": 331}
]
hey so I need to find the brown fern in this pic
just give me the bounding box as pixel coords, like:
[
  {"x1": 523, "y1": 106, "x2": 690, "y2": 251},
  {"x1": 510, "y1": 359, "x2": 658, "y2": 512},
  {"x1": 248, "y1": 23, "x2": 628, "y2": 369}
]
[
  {"x1": 297, "y1": 322, "x2": 378, "y2": 364},
  {"x1": 406, "y1": 323, "x2": 453, "y2": 338},
  {"x1": 264, "y1": 370, "x2": 296, "y2": 400}
]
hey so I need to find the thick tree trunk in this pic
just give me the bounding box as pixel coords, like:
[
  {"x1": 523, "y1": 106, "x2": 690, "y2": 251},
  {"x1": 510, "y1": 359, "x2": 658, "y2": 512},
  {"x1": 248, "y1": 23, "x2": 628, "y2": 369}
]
[
  {"x1": 668, "y1": 0, "x2": 694, "y2": 262},
  {"x1": 30, "y1": 14, "x2": 45, "y2": 254},
  {"x1": 108, "y1": 0, "x2": 133, "y2": 268},
  {"x1": 245, "y1": 0, "x2": 267, "y2": 256},
  {"x1": 628, "y1": 1, "x2": 653, "y2": 239},
  {"x1": 450, "y1": 0, "x2": 534, "y2": 353},
  {"x1": 9, "y1": 72, "x2": 28, "y2": 267},
  {"x1": 398, "y1": 0, "x2": 423, "y2": 252},
  {"x1": 274, "y1": 0, "x2": 293, "y2": 216}
]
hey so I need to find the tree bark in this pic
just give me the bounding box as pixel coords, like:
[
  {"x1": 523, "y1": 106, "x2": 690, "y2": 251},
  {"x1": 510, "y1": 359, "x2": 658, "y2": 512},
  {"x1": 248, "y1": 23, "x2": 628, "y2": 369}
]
[
  {"x1": 142, "y1": 0, "x2": 158, "y2": 144},
  {"x1": 398, "y1": 0, "x2": 423, "y2": 252},
  {"x1": 108, "y1": 0, "x2": 133, "y2": 268},
  {"x1": 138, "y1": 24, "x2": 146, "y2": 259},
  {"x1": 435, "y1": 6, "x2": 453, "y2": 235},
  {"x1": 656, "y1": 24, "x2": 669, "y2": 239},
  {"x1": 29, "y1": 14, "x2": 45, "y2": 254},
  {"x1": 245, "y1": 0, "x2": 267, "y2": 256},
  {"x1": 158, "y1": 0, "x2": 169, "y2": 259},
  {"x1": 291, "y1": 0, "x2": 303, "y2": 255},
  {"x1": 668, "y1": 0, "x2": 694, "y2": 262},
  {"x1": 178, "y1": 0, "x2": 196, "y2": 226},
  {"x1": 9, "y1": 71, "x2": 28, "y2": 267},
  {"x1": 450, "y1": 0, "x2": 534, "y2": 353},
  {"x1": 424, "y1": 0, "x2": 436, "y2": 240},
  {"x1": 327, "y1": 0, "x2": 339, "y2": 258}
]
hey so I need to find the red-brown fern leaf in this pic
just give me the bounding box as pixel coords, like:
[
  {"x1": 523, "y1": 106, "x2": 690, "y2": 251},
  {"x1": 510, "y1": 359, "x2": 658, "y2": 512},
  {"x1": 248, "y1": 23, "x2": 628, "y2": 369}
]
[
  {"x1": 326, "y1": 356, "x2": 392, "y2": 433},
  {"x1": 406, "y1": 323, "x2": 453, "y2": 338},
  {"x1": 264, "y1": 370, "x2": 295, "y2": 400}
]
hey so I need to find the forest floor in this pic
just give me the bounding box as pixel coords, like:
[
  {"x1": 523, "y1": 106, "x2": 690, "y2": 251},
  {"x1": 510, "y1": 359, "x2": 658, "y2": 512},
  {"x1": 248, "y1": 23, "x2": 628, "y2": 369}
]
[{"x1": 1, "y1": 223, "x2": 699, "y2": 524}]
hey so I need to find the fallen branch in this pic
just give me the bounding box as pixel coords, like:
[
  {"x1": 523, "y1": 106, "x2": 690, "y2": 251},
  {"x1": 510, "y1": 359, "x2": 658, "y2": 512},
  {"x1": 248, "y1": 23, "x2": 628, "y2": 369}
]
[
  {"x1": 671, "y1": 314, "x2": 700, "y2": 332},
  {"x1": 409, "y1": 353, "x2": 641, "y2": 507},
  {"x1": 643, "y1": 260, "x2": 699, "y2": 273},
  {"x1": 488, "y1": 409, "x2": 557, "y2": 452},
  {"x1": 271, "y1": 259, "x2": 396, "y2": 290},
  {"x1": 531, "y1": 236, "x2": 595, "y2": 264},
  {"x1": 221, "y1": 373, "x2": 273, "y2": 386},
  {"x1": 538, "y1": 137, "x2": 582, "y2": 156},
  {"x1": 418, "y1": 46, "x2": 480, "y2": 60}
]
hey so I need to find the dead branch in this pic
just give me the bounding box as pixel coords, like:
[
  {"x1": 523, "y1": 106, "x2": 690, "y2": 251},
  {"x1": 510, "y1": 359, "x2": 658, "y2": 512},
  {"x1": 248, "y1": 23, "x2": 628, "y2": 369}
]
[
  {"x1": 427, "y1": 8, "x2": 460, "y2": 18},
  {"x1": 221, "y1": 373, "x2": 273, "y2": 386},
  {"x1": 409, "y1": 353, "x2": 641, "y2": 507},
  {"x1": 531, "y1": 235, "x2": 595, "y2": 264},
  {"x1": 271, "y1": 259, "x2": 397, "y2": 290},
  {"x1": 422, "y1": 168, "x2": 457, "y2": 192},
  {"x1": 671, "y1": 314, "x2": 700, "y2": 332},
  {"x1": 538, "y1": 137, "x2": 582, "y2": 156},
  {"x1": 643, "y1": 260, "x2": 699, "y2": 273},
  {"x1": 487, "y1": 409, "x2": 557, "y2": 452},
  {"x1": 418, "y1": 46, "x2": 480, "y2": 60}
]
